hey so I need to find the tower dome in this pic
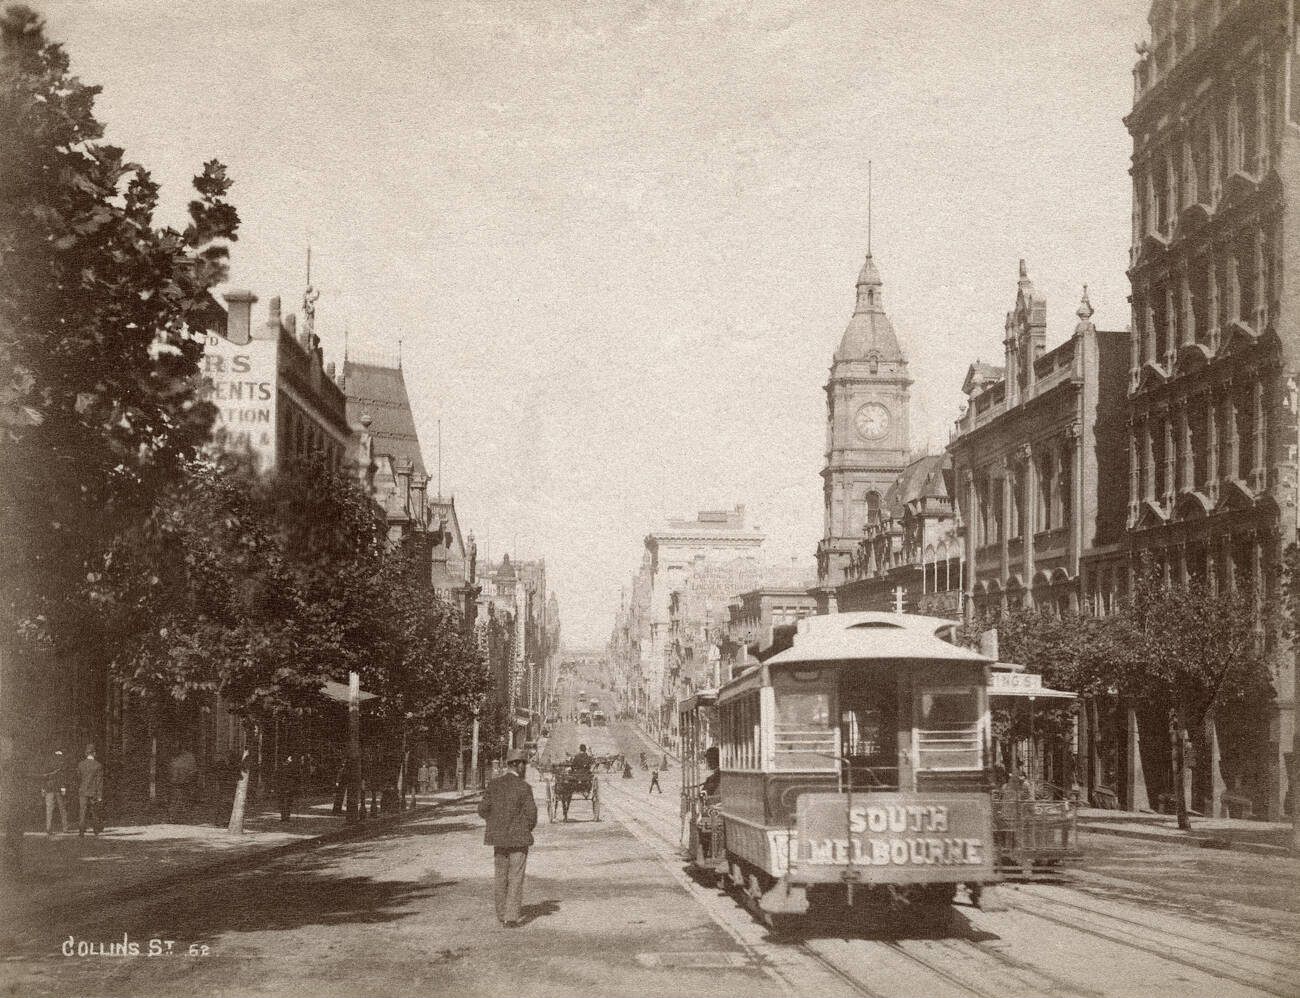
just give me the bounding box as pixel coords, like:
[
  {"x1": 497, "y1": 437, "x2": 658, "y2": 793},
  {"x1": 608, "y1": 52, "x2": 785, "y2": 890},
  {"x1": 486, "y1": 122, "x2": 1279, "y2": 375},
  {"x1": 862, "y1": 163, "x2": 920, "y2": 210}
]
[{"x1": 834, "y1": 252, "x2": 905, "y2": 364}]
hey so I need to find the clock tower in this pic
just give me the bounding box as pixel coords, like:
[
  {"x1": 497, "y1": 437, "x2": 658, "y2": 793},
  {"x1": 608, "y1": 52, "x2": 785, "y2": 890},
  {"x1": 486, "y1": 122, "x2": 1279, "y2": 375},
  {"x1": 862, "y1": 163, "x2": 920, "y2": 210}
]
[{"x1": 816, "y1": 250, "x2": 911, "y2": 586}]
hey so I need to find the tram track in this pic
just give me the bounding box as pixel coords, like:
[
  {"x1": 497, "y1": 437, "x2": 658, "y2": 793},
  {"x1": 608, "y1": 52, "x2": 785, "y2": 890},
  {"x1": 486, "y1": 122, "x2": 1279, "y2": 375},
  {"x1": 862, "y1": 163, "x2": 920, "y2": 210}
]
[
  {"x1": 595, "y1": 765, "x2": 1293, "y2": 998},
  {"x1": 597, "y1": 773, "x2": 1073, "y2": 998},
  {"x1": 1006, "y1": 888, "x2": 1299, "y2": 998}
]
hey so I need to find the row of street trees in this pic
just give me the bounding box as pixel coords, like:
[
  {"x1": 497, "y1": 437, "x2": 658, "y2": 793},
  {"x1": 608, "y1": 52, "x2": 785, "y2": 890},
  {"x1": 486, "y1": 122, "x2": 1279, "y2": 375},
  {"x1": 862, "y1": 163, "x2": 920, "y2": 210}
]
[
  {"x1": 974, "y1": 560, "x2": 1277, "y2": 831},
  {"x1": 1, "y1": 6, "x2": 488, "y2": 825}
]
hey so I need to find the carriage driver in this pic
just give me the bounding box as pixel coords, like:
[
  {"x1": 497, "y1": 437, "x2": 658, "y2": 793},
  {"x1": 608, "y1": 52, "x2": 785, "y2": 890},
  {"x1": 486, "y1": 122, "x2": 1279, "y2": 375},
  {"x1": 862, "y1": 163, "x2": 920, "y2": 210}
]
[{"x1": 571, "y1": 744, "x2": 593, "y2": 775}]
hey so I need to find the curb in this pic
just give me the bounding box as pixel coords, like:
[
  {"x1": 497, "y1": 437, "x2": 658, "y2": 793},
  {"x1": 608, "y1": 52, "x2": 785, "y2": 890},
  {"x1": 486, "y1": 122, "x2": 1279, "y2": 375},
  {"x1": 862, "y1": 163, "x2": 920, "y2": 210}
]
[
  {"x1": 24, "y1": 791, "x2": 481, "y2": 924},
  {"x1": 1079, "y1": 821, "x2": 1294, "y2": 858}
]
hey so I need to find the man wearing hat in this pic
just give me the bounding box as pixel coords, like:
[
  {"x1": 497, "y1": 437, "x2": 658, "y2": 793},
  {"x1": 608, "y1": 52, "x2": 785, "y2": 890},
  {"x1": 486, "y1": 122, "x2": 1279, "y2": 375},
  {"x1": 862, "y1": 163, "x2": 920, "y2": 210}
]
[
  {"x1": 77, "y1": 744, "x2": 104, "y2": 836},
  {"x1": 477, "y1": 748, "x2": 537, "y2": 927}
]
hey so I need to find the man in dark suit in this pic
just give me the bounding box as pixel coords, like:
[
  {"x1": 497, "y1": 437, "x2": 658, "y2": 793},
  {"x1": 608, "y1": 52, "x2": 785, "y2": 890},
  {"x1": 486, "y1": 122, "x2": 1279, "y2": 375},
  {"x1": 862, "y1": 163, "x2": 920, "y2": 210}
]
[
  {"x1": 77, "y1": 744, "x2": 104, "y2": 836},
  {"x1": 478, "y1": 748, "x2": 537, "y2": 927}
]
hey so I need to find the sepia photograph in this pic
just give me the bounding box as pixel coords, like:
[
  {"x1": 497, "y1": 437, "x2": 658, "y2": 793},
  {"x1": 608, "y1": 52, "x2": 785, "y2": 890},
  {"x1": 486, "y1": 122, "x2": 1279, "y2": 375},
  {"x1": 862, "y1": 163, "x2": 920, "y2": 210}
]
[{"x1": 1, "y1": 1, "x2": 1297, "y2": 996}]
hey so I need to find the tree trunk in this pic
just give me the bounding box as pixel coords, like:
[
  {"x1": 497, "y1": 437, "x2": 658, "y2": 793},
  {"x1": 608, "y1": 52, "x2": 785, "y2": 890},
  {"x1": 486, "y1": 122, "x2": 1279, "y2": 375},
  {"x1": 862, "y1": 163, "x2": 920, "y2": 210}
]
[
  {"x1": 227, "y1": 747, "x2": 251, "y2": 834},
  {"x1": 1171, "y1": 709, "x2": 1191, "y2": 831}
]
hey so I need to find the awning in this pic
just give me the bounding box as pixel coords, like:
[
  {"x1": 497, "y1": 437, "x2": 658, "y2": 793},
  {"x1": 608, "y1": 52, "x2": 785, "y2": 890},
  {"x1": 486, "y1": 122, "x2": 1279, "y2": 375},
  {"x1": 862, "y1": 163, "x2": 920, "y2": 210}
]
[{"x1": 319, "y1": 680, "x2": 379, "y2": 704}]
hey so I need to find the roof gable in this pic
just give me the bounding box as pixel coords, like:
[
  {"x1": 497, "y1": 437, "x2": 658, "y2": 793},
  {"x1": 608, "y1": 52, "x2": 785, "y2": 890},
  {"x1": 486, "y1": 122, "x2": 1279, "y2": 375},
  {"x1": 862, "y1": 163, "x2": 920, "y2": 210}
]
[{"x1": 344, "y1": 360, "x2": 427, "y2": 476}]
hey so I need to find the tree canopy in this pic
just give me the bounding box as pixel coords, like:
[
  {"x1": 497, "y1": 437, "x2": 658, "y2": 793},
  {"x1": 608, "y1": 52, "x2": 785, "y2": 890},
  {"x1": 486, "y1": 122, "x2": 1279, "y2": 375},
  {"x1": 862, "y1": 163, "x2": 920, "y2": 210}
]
[{"x1": 1, "y1": 4, "x2": 239, "y2": 655}]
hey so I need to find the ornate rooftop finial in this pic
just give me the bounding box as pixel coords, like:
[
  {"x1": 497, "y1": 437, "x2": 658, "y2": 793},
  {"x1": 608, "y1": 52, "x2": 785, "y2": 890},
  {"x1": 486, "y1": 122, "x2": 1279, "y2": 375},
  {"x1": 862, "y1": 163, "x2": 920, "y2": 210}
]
[
  {"x1": 302, "y1": 245, "x2": 320, "y2": 335},
  {"x1": 1018, "y1": 258, "x2": 1029, "y2": 282},
  {"x1": 1076, "y1": 284, "x2": 1095, "y2": 323}
]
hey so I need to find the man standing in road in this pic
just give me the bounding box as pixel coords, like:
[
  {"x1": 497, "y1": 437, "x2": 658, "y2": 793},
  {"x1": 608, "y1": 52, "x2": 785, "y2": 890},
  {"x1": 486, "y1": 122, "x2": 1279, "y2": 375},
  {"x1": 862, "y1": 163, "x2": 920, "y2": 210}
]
[
  {"x1": 478, "y1": 748, "x2": 537, "y2": 928},
  {"x1": 77, "y1": 744, "x2": 104, "y2": 836},
  {"x1": 41, "y1": 747, "x2": 69, "y2": 835}
]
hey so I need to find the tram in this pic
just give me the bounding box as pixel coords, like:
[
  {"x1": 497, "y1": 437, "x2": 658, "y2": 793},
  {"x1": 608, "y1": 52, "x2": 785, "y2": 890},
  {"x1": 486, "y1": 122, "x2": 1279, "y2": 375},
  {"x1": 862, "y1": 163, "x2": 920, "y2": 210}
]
[{"x1": 680, "y1": 611, "x2": 1001, "y2": 920}]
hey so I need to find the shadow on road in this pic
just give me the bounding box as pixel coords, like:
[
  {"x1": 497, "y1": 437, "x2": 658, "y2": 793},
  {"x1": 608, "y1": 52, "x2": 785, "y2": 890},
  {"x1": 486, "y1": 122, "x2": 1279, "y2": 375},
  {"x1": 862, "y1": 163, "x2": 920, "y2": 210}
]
[
  {"x1": 9, "y1": 810, "x2": 483, "y2": 955},
  {"x1": 519, "y1": 899, "x2": 560, "y2": 925}
]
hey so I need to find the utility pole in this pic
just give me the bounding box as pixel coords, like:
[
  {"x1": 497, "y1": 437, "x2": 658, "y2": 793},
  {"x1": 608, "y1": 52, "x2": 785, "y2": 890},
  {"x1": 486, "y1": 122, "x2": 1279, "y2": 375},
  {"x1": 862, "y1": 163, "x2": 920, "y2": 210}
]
[
  {"x1": 347, "y1": 670, "x2": 361, "y2": 823},
  {"x1": 469, "y1": 711, "x2": 481, "y2": 790}
]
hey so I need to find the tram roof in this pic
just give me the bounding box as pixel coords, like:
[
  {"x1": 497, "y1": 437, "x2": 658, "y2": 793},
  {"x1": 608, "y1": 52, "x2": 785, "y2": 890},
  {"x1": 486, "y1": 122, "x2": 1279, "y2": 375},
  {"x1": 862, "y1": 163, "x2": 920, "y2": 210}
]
[{"x1": 762, "y1": 611, "x2": 991, "y2": 667}]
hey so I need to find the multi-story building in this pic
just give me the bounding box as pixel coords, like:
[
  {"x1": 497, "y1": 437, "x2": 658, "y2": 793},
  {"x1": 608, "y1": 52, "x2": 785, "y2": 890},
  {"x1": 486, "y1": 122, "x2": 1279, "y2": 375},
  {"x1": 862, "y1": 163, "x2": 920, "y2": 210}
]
[
  {"x1": 834, "y1": 451, "x2": 963, "y2": 618},
  {"x1": 816, "y1": 251, "x2": 913, "y2": 589},
  {"x1": 1125, "y1": 0, "x2": 1297, "y2": 819},
  {"x1": 718, "y1": 587, "x2": 819, "y2": 682},
  {"x1": 641, "y1": 506, "x2": 766, "y2": 729},
  {"x1": 949, "y1": 263, "x2": 1129, "y2": 617},
  {"x1": 206, "y1": 288, "x2": 351, "y2": 473}
]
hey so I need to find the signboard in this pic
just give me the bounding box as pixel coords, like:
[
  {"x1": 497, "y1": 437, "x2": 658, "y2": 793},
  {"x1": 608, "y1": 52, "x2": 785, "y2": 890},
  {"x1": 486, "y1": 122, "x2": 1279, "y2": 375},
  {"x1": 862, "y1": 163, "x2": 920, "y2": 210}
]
[
  {"x1": 202, "y1": 332, "x2": 277, "y2": 471},
  {"x1": 990, "y1": 671, "x2": 1042, "y2": 694},
  {"x1": 794, "y1": 792, "x2": 994, "y2": 882}
]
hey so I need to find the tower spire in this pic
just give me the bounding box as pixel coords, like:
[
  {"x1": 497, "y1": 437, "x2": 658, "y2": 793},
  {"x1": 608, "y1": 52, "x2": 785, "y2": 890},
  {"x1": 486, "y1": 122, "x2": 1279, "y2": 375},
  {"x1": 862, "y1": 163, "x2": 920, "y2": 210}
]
[{"x1": 867, "y1": 159, "x2": 872, "y2": 257}]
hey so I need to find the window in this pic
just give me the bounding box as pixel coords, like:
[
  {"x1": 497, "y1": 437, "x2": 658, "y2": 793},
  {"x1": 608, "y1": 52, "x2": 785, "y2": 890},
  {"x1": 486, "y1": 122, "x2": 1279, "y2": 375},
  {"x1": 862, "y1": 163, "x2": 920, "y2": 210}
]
[
  {"x1": 773, "y1": 688, "x2": 835, "y2": 770},
  {"x1": 915, "y1": 690, "x2": 982, "y2": 771}
]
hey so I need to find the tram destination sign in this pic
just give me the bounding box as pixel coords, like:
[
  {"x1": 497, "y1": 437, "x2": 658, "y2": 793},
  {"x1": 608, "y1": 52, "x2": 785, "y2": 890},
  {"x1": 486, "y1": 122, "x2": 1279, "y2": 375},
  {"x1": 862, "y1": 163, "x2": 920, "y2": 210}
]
[{"x1": 794, "y1": 792, "x2": 994, "y2": 883}]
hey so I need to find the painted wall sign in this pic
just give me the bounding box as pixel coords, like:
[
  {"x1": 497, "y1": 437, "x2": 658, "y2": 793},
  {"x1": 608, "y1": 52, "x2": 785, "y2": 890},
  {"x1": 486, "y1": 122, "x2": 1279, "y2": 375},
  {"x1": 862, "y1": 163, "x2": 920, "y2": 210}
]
[
  {"x1": 990, "y1": 671, "x2": 1043, "y2": 693},
  {"x1": 203, "y1": 332, "x2": 277, "y2": 471},
  {"x1": 794, "y1": 792, "x2": 994, "y2": 882}
]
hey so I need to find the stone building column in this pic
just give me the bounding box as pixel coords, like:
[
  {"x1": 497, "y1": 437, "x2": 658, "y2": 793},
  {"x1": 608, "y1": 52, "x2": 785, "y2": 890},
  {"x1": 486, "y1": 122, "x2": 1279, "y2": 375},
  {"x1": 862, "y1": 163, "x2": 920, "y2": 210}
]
[
  {"x1": 1128, "y1": 422, "x2": 1140, "y2": 525},
  {"x1": 1225, "y1": 385, "x2": 1240, "y2": 482},
  {"x1": 1252, "y1": 377, "x2": 1266, "y2": 490},
  {"x1": 1000, "y1": 458, "x2": 1012, "y2": 590},
  {"x1": 1162, "y1": 409, "x2": 1176, "y2": 508},
  {"x1": 1023, "y1": 444, "x2": 1036, "y2": 607},
  {"x1": 963, "y1": 470, "x2": 977, "y2": 623},
  {"x1": 1144, "y1": 418, "x2": 1156, "y2": 501},
  {"x1": 1067, "y1": 422, "x2": 1083, "y2": 573},
  {"x1": 1177, "y1": 402, "x2": 1192, "y2": 492},
  {"x1": 1207, "y1": 394, "x2": 1220, "y2": 501}
]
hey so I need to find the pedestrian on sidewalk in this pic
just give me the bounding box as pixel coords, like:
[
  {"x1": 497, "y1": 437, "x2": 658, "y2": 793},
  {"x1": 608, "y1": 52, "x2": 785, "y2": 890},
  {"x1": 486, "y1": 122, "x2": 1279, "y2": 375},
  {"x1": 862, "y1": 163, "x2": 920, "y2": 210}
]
[
  {"x1": 478, "y1": 748, "x2": 537, "y2": 928},
  {"x1": 77, "y1": 744, "x2": 104, "y2": 836},
  {"x1": 40, "y1": 747, "x2": 70, "y2": 835},
  {"x1": 649, "y1": 767, "x2": 662, "y2": 794},
  {"x1": 167, "y1": 744, "x2": 197, "y2": 823}
]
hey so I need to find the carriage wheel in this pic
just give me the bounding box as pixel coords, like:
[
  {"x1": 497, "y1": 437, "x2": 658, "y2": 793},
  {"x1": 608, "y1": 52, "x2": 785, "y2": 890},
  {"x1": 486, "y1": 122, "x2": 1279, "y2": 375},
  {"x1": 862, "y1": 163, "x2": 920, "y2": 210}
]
[
  {"x1": 591, "y1": 777, "x2": 601, "y2": 821},
  {"x1": 546, "y1": 781, "x2": 558, "y2": 823}
]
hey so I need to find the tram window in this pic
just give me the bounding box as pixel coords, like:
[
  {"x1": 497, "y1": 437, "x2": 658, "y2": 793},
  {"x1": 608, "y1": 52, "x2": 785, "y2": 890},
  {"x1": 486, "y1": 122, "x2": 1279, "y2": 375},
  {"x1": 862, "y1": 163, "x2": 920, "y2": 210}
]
[
  {"x1": 776, "y1": 692, "x2": 830, "y2": 728},
  {"x1": 773, "y1": 691, "x2": 835, "y2": 771},
  {"x1": 916, "y1": 689, "x2": 982, "y2": 771}
]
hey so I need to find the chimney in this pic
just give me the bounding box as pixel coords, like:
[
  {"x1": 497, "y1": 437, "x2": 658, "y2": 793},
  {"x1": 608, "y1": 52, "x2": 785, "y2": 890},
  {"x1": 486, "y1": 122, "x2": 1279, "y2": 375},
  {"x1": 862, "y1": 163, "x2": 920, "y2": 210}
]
[
  {"x1": 396, "y1": 458, "x2": 414, "y2": 514},
  {"x1": 222, "y1": 290, "x2": 257, "y2": 345},
  {"x1": 411, "y1": 472, "x2": 428, "y2": 527}
]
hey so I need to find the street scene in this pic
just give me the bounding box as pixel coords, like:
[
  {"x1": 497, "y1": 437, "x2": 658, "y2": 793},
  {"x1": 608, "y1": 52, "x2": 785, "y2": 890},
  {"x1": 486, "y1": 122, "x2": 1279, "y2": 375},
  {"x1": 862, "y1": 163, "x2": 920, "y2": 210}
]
[{"x1": 3, "y1": 1, "x2": 1300, "y2": 996}]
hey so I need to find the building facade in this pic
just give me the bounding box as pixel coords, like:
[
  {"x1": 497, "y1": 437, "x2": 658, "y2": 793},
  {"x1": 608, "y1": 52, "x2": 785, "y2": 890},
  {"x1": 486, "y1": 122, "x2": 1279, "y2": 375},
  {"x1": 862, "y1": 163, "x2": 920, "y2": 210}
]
[
  {"x1": 949, "y1": 264, "x2": 1129, "y2": 616},
  {"x1": 816, "y1": 252, "x2": 913, "y2": 588},
  {"x1": 1125, "y1": 0, "x2": 1298, "y2": 818},
  {"x1": 833, "y1": 452, "x2": 964, "y2": 618}
]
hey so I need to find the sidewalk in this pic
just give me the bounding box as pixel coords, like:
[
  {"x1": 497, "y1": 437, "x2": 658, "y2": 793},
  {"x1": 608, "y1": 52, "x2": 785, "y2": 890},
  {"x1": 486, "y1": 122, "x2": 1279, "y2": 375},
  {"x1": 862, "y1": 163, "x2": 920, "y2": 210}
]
[
  {"x1": 1078, "y1": 807, "x2": 1296, "y2": 857},
  {"x1": 0, "y1": 789, "x2": 476, "y2": 925}
]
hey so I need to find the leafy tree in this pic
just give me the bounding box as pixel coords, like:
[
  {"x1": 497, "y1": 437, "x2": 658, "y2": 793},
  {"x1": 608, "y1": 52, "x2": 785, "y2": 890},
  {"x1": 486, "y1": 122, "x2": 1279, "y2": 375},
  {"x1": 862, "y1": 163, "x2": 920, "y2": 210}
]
[
  {"x1": 1116, "y1": 559, "x2": 1275, "y2": 829},
  {"x1": 0, "y1": 5, "x2": 238, "y2": 739}
]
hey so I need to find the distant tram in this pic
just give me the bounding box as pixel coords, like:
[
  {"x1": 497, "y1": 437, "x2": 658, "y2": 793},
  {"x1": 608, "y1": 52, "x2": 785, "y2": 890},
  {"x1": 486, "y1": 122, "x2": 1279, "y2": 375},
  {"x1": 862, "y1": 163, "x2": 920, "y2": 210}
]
[{"x1": 680, "y1": 612, "x2": 1002, "y2": 922}]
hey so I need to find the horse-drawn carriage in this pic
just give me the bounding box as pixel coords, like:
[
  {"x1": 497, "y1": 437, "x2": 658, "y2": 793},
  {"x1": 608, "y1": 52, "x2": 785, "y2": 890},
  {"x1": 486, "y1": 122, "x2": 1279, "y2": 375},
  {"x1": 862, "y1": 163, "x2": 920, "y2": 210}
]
[{"x1": 544, "y1": 764, "x2": 601, "y2": 822}]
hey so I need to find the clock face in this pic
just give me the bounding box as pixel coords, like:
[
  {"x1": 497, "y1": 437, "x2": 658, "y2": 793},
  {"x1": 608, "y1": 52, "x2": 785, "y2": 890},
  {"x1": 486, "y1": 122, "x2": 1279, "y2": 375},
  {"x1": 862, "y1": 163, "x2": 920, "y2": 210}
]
[{"x1": 854, "y1": 402, "x2": 890, "y2": 441}]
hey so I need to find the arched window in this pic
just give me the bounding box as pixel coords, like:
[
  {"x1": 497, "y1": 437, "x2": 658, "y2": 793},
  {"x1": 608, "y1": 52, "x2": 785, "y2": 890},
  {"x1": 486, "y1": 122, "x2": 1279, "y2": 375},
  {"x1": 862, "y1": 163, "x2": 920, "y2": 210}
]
[{"x1": 865, "y1": 490, "x2": 881, "y2": 527}]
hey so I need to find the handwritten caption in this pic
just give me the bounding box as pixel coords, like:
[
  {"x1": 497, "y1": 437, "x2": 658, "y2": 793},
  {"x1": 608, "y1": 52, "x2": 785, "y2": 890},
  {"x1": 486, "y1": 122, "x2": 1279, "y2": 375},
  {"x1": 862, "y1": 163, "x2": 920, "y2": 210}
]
[{"x1": 62, "y1": 935, "x2": 210, "y2": 958}]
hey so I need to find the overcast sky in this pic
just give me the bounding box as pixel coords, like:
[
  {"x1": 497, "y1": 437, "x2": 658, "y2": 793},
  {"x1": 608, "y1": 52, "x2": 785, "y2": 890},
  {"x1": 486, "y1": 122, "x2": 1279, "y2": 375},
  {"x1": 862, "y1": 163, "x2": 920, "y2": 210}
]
[{"x1": 45, "y1": 0, "x2": 1151, "y2": 647}]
